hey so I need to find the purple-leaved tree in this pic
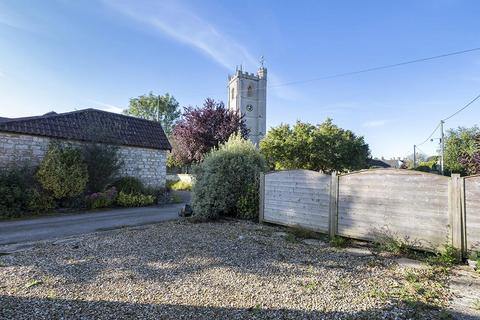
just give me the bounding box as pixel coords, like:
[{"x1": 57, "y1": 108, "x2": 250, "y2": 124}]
[
  {"x1": 170, "y1": 98, "x2": 249, "y2": 167},
  {"x1": 459, "y1": 134, "x2": 480, "y2": 175}
]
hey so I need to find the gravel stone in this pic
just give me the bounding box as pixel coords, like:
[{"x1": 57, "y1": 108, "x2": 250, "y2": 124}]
[{"x1": 0, "y1": 220, "x2": 450, "y2": 319}]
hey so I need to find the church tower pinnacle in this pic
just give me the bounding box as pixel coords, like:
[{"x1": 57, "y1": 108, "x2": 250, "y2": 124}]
[{"x1": 227, "y1": 63, "x2": 267, "y2": 146}]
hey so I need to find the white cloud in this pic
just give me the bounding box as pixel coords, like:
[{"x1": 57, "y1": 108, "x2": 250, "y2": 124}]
[
  {"x1": 88, "y1": 100, "x2": 124, "y2": 113},
  {"x1": 104, "y1": 0, "x2": 257, "y2": 69},
  {"x1": 363, "y1": 120, "x2": 389, "y2": 128},
  {"x1": 103, "y1": 0, "x2": 298, "y2": 101}
]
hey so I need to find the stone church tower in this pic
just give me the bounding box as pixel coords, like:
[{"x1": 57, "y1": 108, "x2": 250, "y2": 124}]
[{"x1": 227, "y1": 65, "x2": 267, "y2": 146}]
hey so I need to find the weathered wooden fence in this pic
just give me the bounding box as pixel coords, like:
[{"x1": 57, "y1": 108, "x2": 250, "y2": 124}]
[
  {"x1": 464, "y1": 175, "x2": 480, "y2": 252},
  {"x1": 261, "y1": 170, "x2": 330, "y2": 233},
  {"x1": 259, "y1": 169, "x2": 478, "y2": 255}
]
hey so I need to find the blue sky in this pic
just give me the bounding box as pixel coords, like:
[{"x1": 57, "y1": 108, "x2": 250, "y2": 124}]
[{"x1": 1, "y1": 0, "x2": 479, "y2": 158}]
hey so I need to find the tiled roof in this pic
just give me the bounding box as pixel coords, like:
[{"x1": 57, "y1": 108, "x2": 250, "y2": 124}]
[
  {"x1": 368, "y1": 158, "x2": 403, "y2": 169},
  {"x1": 0, "y1": 109, "x2": 171, "y2": 150}
]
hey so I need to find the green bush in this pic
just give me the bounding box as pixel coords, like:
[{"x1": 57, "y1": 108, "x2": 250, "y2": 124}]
[
  {"x1": 112, "y1": 177, "x2": 144, "y2": 194},
  {"x1": 27, "y1": 188, "x2": 55, "y2": 213},
  {"x1": 82, "y1": 143, "x2": 122, "y2": 192},
  {"x1": 116, "y1": 191, "x2": 155, "y2": 207},
  {"x1": 191, "y1": 134, "x2": 266, "y2": 221},
  {"x1": 236, "y1": 179, "x2": 259, "y2": 220},
  {"x1": 36, "y1": 143, "x2": 88, "y2": 199},
  {"x1": 166, "y1": 180, "x2": 192, "y2": 191},
  {"x1": 0, "y1": 165, "x2": 35, "y2": 218}
]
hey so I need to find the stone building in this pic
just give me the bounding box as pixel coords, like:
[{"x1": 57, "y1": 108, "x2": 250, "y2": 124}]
[
  {"x1": 227, "y1": 65, "x2": 267, "y2": 145},
  {"x1": 0, "y1": 109, "x2": 171, "y2": 188}
]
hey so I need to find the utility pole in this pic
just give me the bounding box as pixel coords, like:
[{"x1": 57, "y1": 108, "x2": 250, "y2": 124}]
[
  {"x1": 413, "y1": 145, "x2": 416, "y2": 168},
  {"x1": 440, "y1": 120, "x2": 445, "y2": 175}
]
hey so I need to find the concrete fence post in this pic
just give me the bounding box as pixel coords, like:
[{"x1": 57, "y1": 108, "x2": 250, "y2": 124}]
[
  {"x1": 448, "y1": 173, "x2": 464, "y2": 257},
  {"x1": 259, "y1": 172, "x2": 265, "y2": 223},
  {"x1": 329, "y1": 172, "x2": 339, "y2": 238}
]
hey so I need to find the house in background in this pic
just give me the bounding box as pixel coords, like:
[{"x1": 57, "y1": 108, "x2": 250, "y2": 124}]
[
  {"x1": 368, "y1": 157, "x2": 405, "y2": 169},
  {"x1": 0, "y1": 109, "x2": 171, "y2": 188}
]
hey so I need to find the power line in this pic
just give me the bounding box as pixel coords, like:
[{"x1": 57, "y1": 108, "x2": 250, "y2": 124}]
[
  {"x1": 442, "y1": 92, "x2": 480, "y2": 121},
  {"x1": 269, "y1": 47, "x2": 480, "y2": 88},
  {"x1": 206, "y1": 46, "x2": 480, "y2": 98},
  {"x1": 416, "y1": 122, "x2": 441, "y2": 147},
  {"x1": 415, "y1": 91, "x2": 480, "y2": 146}
]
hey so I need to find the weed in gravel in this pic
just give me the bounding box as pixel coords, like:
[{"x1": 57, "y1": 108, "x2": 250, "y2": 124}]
[
  {"x1": 46, "y1": 289, "x2": 57, "y2": 299},
  {"x1": 394, "y1": 265, "x2": 449, "y2": 314},
  {"x1": 468, "y1": 251, "x2": 480, "y2": 273},
  {"x1": 367, "y1": 288, "x2": 388, "y2": 301},
  {"x1": 25, "y1": 279, "x2": 43, "y2": 288},
  {"x1": 330, "y1": 236, "x2": 348, "y2": 248},
  {"x1": 473, "y1": 299, "x2": 480, "y2": 311},
  {"x1": 373, "y1": 234, "x2": 410, "y2": 255},
  {"x1": 427, "y1": 244, "x2": 461, "y2": 267},
  {"x1": 285, "y1": 233, "x2": 298, "y2": 243},
  {"x1": 302, "y1": 280, "x2": 318, "y2": 292}
]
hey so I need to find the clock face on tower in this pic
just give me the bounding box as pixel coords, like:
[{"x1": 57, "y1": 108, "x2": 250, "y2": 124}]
[{"x1": 246, "y1": 104, "x2": 253, "y2": 112}]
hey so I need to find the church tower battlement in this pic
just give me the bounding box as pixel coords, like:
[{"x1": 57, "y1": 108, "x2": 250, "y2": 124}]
[{"x1": 227, "y1": 64, "x2": 267, "y2": 146}]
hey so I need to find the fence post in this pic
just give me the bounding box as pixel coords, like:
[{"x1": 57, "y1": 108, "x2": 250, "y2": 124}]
[
  {"x1": 449, "y1": 173, "x2": 464, "y2": 257},
  {"x1": 329, "y1": 172, "x2": 339, "y2": 238},
  {"x1": 259, "y1": 172, "x2": 265, "y2": 223},
  {"x1": 460, "y1": 176, "x2": 467, "y2": 256}
]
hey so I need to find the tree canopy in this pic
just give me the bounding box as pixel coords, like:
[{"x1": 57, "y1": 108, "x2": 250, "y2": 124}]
[
  {"x1": 444, "y1": 126, "x2": 480, "y2": 175},
  {"x1": 260, "y1": 119, "x2": 370, "y2": 173},
  {"x1": 170, "y1": 98, "x2": 249, "y2": 167},
  {"x1": 123, "y1": 92, "x2": 181, "y2": 135}
]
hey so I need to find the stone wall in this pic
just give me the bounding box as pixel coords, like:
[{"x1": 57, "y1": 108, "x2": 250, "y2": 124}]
[
  {"x1": 0, "y1": 132, "x2": 167, "y2": 188},
  {"x1": 117, "y1": 146, "x2": 167, "y2": 188}
]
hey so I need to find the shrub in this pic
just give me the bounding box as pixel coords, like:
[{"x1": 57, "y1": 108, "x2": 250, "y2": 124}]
[
  {"x1": 82, "y1": 143, "x2": 122, "y2": 192},
  {"x1": 116, "y1": 191, "x2": 155, "y2": 207},
  {"x1": 191, "y1": 134, "x2": 266, "y2": 221},
  {"x1": 36, "y1": 143, "x2": 88, "y2": 199},
  {"x1": 85, "y1": 187, "x2": 118, "y2": 209},
  {"x1": 28, "y1": 188, "x2": 55, "y2": 213},
  {"x1": 166, "y1": 180, "x2": 192, "y2": 191},
  {"x1": 112, "y1": 177, "x2": 144, "y2": 194},
  {"x1": 143, "y1": 186, "x2": 166, "y2": 204},
  {"x1": 236, "y1": 179, "x2": 259, "y2": 220},
  {"x1": 0, "y1": 165, "x2": 35, "y2": 218}
]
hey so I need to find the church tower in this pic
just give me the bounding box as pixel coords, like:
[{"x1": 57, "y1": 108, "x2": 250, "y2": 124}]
[{"x1": 227, "y1": 64, "x2": 267, "y2": 146}]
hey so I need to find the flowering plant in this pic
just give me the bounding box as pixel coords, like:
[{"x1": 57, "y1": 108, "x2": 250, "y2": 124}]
[{"x1": 85, "y1": 187, "x2": 118, "y2": 209}]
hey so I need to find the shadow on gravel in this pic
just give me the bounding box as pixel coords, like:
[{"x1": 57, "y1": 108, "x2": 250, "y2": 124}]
[
  {"x1": 2, "y1": 221, "x2": 385, "y2": 285},
  {"x1": 0, "y1": 295, "x2": 460, "y2": 320}
]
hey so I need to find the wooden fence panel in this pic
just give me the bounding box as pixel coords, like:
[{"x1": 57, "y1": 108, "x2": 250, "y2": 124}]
[
  {"x1": 263, "y1": 170, "x2": 331, "y2": 232},
  {"x1": 465, "y1": 175, "x2": 480, "y2": 251},
  {"x1": 337, "y1": 169, "x2": 449, "y2": 250}
]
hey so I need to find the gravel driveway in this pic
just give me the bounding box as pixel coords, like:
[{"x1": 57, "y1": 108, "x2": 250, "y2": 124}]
[{"x1": 0, "y1": 220, "x2": 452, "y2": 319}]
